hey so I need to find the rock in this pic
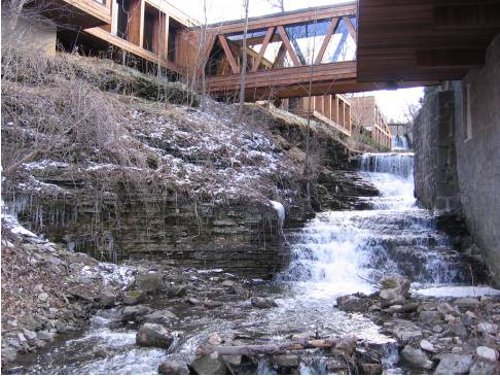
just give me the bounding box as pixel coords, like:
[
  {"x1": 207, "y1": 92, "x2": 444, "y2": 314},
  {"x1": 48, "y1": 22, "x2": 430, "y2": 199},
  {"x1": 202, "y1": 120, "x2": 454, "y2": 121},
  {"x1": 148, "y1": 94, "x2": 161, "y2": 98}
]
[
  {"x1": 122, "y1": 290, "x2": 145, "y2": 305},
  {"x1": 67, "y1": 285, "x2": 96, "y2": 302},
  {"x1": 221, "y1": 279, "x2": 236, "y2": 288},
  {"x1": 400, "y1": 345, "x2": 434, "y2": 370},
  {"x1": 166, "y1": 284, "x2": 187, "y2": 298},
  {"x1": 37, "y1": 292, "x2": 49, "y2": 302},
  {"x1": 158, "y1": 361, "x2": 189, "y2": 375},
  {"x1": 142, "y1": 310, "x2": 178, "y2": 327},
  {"x1": 336, "y1": 294, "x2": 371, "y2": 312},
  {"x1": 445, "y1": 318, "x2": 468, "y2": 338},
  {"x1": 434, "y1": 353, "x2": 473, "y2": 375},
  {"x1": 250, "y1": 297, "x2": 278, "y2": 309},
  {"x1": 477, "y1": 322, "x2": 498, "y2": 335},
  {"x1": 203, "y1": 299, "x2": 223, "y2": 309},
  {"x1": 37, "y1": 330, "x2": 56, "y2": 341},
  {"x1": 361, "y1": 363, "x2": 383, "y2": 375},
  {"x1": 454, "y1": 297, "x2": 480, "y2": 307},
  {"x1": 476, "y1": 346, "x2": 497, "y2": 362},
  {"x1": 379, "y1": 277, "x2": 410, "y2": 305},
  {"x1": 208, "y1": 333, "x2": 223, "y2": 346},
  {"x1": 470, "y1": 361, "x2": 498, "y2": 375},
  {"x1": 437, "y1": 302, "x2": 459, "y2": 315},
  {"x1": 187, "y1": 297, "x2": 201, "y2": 305},
  {"x1": 419, "y1": 310, "x2": 444, "y2": 326},
  {"x1": 384, "y1": 319, "x2": 423, "y2": 342},
  {"x1": 136, "y1": 272, "x2": 165, "y2": 293},
  {"x1": 136, "y1": 323, "x2": 173, "y2": 349},
  {"x1": 1, "y1": 347, "x2": 17, "y2": 366},
  {"x1": 222, "y1": 355, "x2": 242, "y2": 367},
  {"x1": 121, "y1": 305, "x2": 153, "y2": 323},
  {"x1": 100, "y1": 290, "x2": 116, "y2": 308},
  {"x1": 420, "y1": 339, "x2": 437, "y2": 353},
  {"x1": 273, "y1": 354, "x2": 300, "y2": 368},
  {"x1": 22, "y1": 330, "x2": 37, "y2": 342},
  {"x1": 334, "y1": 337, "x2": 357, "y2": 356},
  {"x1": 190, "y1": 355, "x2": 228, "y2": 375}
]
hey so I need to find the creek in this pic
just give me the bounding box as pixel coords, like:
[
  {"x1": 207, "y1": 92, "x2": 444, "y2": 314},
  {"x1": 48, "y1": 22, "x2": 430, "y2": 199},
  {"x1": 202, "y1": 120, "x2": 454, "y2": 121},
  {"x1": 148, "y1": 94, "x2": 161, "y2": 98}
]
[{"x1": 15, "y1": 152, "x2": 495, "y2": 375}]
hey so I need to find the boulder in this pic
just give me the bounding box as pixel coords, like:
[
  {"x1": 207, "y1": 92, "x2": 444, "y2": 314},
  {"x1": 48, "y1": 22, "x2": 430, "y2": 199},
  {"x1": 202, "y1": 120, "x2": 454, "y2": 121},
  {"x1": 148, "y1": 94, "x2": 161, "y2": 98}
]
[
  {"x1": 121, "y1": 305, "x2": 153, "y2": 323},
  {"x1": 336, "y1": 294, "x2": 371, "y2": 312},
  {"x1": 141, "y1": 310, "x2": 179, "y2": 327},
  {"x1": 477, "y1": 322, "x2": 498, "y2": 335},
  {"x1": 379, "y1": 277, "x2": 410, "y2": 305},
  {"x1": 250, "y1": 297, "x2": 278, "y2": 309},
  {"x1": 136, "y1": 323, "x2": 173, "y2": 349},
  {"x1": 434, "y1": 353, "x2": 473, "y2": 375},
  {"x1": 203, "y1": 299, "x2": 223, "y2": 309},
  {"x1": 384, "y1": 319, "x2": 423, "y2": 342},
  {"x1": 476, "y1": 346, "x2": 497, "y2": 362},
  {"x1": 361, "y1": 363, "x2": 383, "y2": 375},
  {"x1": 37, "y1": 330, "x2": 56, "y2": 341},
  {"x1": 190, "y1": 355, "x2": 229, "y2": 375},
  {"x1": 469, "y1": 361, "x2": 498, "y2": 375},
  {"x1": 419, "y1": 311, "x2": 444, "y2": 326},
  {"x1": 158, "y1": 361, "x2": 189, "y2": 375},
  {"x1": 136, "y1": 273, "x2": 165, "y2": 293},
  {"x1": 122, "y1": 290, "x2": 145, "y2": 305},
  {"x1": 419, "y1": 339, "x2": 437, "y2": 353},
  {"x1": 100, "y1": 290, "x2": 116, "y2": 308},
  {"x1": 166, "y1": 284, "x2": 188, "y2": 298},
  {"x1": 272, "y1": 354, "x2": 300, "y2": 368},
  {"x1": 400, "y1": 345, "x2": 434, "y2": 370}
]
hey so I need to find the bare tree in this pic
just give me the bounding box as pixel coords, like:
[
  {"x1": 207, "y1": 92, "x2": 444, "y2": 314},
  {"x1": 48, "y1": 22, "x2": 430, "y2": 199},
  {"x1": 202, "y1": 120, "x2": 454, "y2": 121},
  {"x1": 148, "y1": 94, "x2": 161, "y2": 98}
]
[
  {"x1": 267, "y1": 0, "x2": 285, "y2": 12},
  {"x1": 238, "y1": 0, "x2": 250, "y2": 119}
]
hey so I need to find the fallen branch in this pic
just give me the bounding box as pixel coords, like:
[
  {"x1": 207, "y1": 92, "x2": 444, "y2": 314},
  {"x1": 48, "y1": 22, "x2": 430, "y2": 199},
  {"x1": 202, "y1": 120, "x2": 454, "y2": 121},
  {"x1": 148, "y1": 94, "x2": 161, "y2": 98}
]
[{"x1": 200, "y1": 338, "x2": 338, "y2": 356}]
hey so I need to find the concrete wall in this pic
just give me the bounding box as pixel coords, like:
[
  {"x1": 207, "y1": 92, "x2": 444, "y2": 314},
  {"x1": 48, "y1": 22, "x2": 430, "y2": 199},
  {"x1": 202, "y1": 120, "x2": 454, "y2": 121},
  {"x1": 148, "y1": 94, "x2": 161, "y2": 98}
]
[
  {"x1": 414, "y1": 35, "x2": 500, "y2": 284},
  {"x1": 453, "y1": 35, "x2": 500, "y2": 283}
]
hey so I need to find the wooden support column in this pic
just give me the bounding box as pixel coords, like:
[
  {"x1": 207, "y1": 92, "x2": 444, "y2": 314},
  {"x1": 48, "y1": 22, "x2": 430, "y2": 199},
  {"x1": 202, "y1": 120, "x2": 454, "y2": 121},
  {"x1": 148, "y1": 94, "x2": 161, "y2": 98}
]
[{"x1": 139, "y1": 0, "x2": 145, "y2": 48}]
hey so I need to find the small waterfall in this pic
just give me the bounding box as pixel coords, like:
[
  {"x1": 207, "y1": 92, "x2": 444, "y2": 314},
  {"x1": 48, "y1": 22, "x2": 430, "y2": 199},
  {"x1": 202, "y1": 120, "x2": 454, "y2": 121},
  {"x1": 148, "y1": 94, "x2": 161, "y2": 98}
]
[
  {"x1": 391, "y1": 134, "x2": 410, "y2": 150},
  {"x1": 281, "y1": 152, "x2": 477, "y2": 299}
]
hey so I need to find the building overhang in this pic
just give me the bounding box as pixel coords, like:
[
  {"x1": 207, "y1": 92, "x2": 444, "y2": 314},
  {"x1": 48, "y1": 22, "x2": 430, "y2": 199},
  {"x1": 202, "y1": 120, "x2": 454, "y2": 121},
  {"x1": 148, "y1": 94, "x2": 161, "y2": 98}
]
[
  {"x1": 24, "y1": 0, "x2": 111, "y2": 29},
  {"x1": 357, "y1": 0, "x2": 500, "y2": 83}
]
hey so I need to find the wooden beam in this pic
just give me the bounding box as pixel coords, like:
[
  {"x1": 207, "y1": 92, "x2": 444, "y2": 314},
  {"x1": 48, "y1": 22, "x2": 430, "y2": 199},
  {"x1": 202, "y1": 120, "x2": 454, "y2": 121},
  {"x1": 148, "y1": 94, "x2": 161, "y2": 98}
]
[
  {"x1": 252, "y1": 27, "x2": 275, "y2": 72},
  {"x1": 277, "y1": 25, "x2": 301, "y2": 67},
  {"x1": 218, "y1": 35, "x2": 240, "y2": 74},
  {"x1": 315, "y1": 17, "x2": 339, "y2": 65},
  {"x1": 207, "y1": 4, "x2": 357, "y2": 35},
  {"x1": 139, "y1": 0, "x2": 145, "y2": 48},
  {"x1": 343, "y1": 16, "x2": 357, "y2": 40},
  {"x1": 273, "y1": 44, "x2": 287, "y2": 68}
]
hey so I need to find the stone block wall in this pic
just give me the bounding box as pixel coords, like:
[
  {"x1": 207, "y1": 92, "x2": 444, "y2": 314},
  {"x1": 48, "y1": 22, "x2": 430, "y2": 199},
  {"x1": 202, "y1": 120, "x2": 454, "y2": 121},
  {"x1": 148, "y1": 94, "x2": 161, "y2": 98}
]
[
  {"x1": 413, "y1": 89, "x2": 461, "y2": 213},
  {"x1": 453, "y1": 35, "x2": 500, "y2": 283},
  {"x1": 414, "y1": 35, "x2": 500, "y2": 284}
]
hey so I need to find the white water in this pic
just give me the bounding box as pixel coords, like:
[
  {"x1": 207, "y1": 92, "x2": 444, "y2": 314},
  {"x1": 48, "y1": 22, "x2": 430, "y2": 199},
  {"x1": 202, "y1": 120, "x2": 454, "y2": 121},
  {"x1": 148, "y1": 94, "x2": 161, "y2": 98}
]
[
  {"x1": 17, "y1": 152, "x2": 497, "y2": 375},
  {"x1": 281, "y1": 152, "x2": 491, "y2": 300}
]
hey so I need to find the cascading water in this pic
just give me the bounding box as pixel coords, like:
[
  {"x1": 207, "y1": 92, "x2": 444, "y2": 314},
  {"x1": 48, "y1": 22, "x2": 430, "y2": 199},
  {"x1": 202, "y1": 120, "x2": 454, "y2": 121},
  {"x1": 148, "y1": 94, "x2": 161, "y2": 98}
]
[
  {"x1": 391, "y1": 134, "x2": 410, "y2": 150},
  {"x1": 281, "y1": 152, "x2": 481, "y2": 299},
  {"x1": 15, "y1": 152, "x2": 497, "y2": 375}
]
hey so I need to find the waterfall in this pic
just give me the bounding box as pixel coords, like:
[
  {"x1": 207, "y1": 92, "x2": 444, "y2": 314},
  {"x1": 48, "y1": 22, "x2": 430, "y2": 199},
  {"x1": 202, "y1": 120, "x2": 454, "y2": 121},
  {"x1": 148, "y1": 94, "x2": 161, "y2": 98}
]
[
  {"x1": 392, "y1": 134, "x2": 410, "y2": 150},
  {"x1": 280, "y1": 152, "x2": 476, "y2": 299}
]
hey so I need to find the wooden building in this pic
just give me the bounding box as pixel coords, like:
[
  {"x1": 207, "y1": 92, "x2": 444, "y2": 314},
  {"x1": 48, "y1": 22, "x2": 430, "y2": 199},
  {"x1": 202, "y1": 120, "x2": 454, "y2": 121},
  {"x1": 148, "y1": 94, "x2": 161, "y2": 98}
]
[
  {"x1": 351, "y1": 96, "x2": 392, "y2": 149},
  {"x1": 283, "y1": 95, "x2": 352, "y2": 137}
]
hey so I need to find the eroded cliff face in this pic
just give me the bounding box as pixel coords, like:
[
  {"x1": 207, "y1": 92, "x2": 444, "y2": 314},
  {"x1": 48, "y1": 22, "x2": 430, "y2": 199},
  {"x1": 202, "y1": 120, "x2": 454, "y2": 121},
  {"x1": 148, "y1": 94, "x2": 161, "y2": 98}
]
[{"x1": 2, "y1": 53, "x2": 377, "y2": 278}]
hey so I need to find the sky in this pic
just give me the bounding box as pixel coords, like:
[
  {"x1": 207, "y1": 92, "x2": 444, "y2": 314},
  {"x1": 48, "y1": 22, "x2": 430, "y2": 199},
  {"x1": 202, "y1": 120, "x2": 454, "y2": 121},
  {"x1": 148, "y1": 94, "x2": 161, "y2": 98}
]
[{"x1": 168, "y1": 0, "x2": 425, "y2": 122}]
